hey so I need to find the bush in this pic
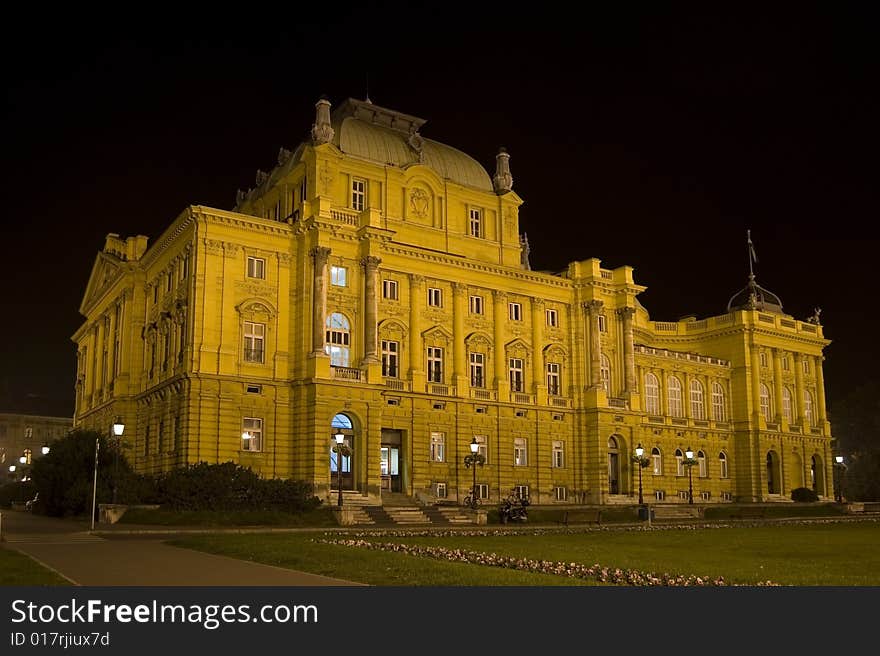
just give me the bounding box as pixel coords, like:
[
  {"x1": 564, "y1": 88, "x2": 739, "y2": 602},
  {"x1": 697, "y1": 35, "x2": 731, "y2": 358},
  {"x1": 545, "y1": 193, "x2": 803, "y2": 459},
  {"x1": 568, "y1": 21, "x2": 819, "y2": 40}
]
[
  {"x1": 0, "y1": 481, "x2": 36, "y2": 508},
  {"x1": 791, "y1": 487, "x2": 819, "y2": 502}
]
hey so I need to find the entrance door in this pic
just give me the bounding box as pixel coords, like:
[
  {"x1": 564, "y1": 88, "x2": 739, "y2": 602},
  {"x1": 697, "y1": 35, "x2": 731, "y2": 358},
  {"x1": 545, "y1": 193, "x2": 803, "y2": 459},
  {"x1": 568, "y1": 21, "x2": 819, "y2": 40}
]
[
  {"x1": 331, "y1": 413, "x2": 354, "y2": 491},
  {"x1": 380, "y1": 446, "x2": 401, "y2": 492},
  {"x1": 608, "y1": 436, "x2": 620, "y2": 494}
]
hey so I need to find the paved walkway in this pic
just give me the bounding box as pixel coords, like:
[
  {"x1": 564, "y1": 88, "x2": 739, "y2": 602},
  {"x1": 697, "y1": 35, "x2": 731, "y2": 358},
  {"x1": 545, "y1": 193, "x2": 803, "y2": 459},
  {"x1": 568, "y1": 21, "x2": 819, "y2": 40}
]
[{"x1": 0, "y1": 510, "x2": 363, "y2": 586}]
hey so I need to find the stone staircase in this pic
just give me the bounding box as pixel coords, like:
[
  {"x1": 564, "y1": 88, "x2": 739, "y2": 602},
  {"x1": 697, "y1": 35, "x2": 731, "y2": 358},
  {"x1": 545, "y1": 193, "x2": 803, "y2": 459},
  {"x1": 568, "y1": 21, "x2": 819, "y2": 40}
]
[
  {"x1": 331, "y1": 490, "x2": 479, "y2": 527},
  {"x1": 422, "y1": 505, "x2": 474, "y2": 525}
]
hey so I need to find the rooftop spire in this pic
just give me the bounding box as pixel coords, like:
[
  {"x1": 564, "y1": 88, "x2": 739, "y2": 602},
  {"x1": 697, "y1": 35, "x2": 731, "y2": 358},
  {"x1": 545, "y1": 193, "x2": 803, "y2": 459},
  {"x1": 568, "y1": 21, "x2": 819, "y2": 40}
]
[
  {"x1": 493, "y1": 147, "x2": 513, "y2": 194},
  {"x1": 311, "y1": 96, "x2": 335, "y2": 145}
]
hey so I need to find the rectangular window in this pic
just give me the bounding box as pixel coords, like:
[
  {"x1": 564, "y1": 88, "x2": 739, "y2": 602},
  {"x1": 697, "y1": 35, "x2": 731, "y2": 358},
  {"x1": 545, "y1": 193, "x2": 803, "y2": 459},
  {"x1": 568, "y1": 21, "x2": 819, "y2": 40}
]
[
  {"x1": 802, "y1": 359, "x2": 810, "y2": 374},
  {"x1": 474, "y1": 435, "x2": 488, "y2": 461},
  {"x1": 428, "y1": 287, "x2": 442, "y2": 307},
  {"x1": 476, "y1": 483, "x2": 489, "y2": 500},
  {"x1": 331, "y1": 265, "x2": 347, "y2": 287},
  {"x1": 153, "y1": 285, "x2": 158, "y2": 303},
  {"x1": 427, "y1": 347, "x2": 443, "y2": 383},
  {"x1": 652, "y1": 451, "x2": 662, "y2": 476},
  {"x1": 782, "y1": 356, "x2": 789, "y2": 371},
  {"x1": 514, "y1": 437, "x2": 528, "y2": 466},
  {"x1": 180, "y1": 254, "x2": 188, "y2": 280},
  {"x1": 654, "y1": 490, "x2": 666, "y2": 501},
  {"x1": 509, "y1": 358, "x2": 524, "y2": 392},
  {"x1": 246, "y1": 383, "x2": 262, "y2": 394},
  {"x1": 144, "y1": 424, "x2": 150, "y2": 455},
  {"x1": 381, "y1": 340, "x2": 399, "y2": 378},
  {"x1": 165, "y1": 274, "x2": 172, "y2": 293},
  {"x1": 382, "y1": 279, "x2": 398, "y2": 300},
  {"x1": 430, "y1": 432, "x2": 445, "y2": 462},
  {"x1": 242, "y1": 417, "x2": 262, "y2": 452},
  {"x1": 300, "y1": 177, "x2": 307, "y2": 205},
  {"x1": 247, "y1": 256, "x2": 266, "y2": 280},
  {"x1": 552, "y1": 440, "x2": 564, "y2": 468},
  {"x1": 509, "y1": 302, "x2": 522, "y2": 321},
  {"x1": 721, "y1": 491, "x2": 733, "y2": 501},
  {"x1": 546, "y1": 308, "x2": 558, "y2": 327},
  {"x1": 469, "y1": 352, "x2": 485, "y2": 388},
  {"x1": 469, "y1": 207, "x2": 483, "y2": 238},
  {"x1": 554, "y1": 486, "x2": 567, "y2": 501},
  {"x1": 243, "y1": 321, "x2": 265, "y2": 363},
  {"x1": 598, "y1": 315, "x2": 607, "y2": 332},
  {"x1": 435, "y1": 482, "x2": 447, "y2": 498},
  {"x1": 469, "y1": 295, "x2": 483, "y2": 315},
  {"x1": 351, "y1": 178, "x2": 366, "y2": 211},
  {"x1": 547, "y1": 362, "x2": 560, "y2": 395},
  {"x1": 760, "y1": 351, "x2": 768, "y2": 367},
  {"x1": 678, "y1": 490, "x2": 690, "y2": 501},
  {"x1": 514, "y1": 485, "x2": 530, "y2": 500}
]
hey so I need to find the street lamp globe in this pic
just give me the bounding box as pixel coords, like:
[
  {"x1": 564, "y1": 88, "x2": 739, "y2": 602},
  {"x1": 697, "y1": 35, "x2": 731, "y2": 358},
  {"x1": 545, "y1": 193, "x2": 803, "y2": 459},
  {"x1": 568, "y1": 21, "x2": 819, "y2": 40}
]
[
  {"x1": 470, "y1": 438, "x2": 479, "y2": 454},
  {"x1": 685, "y1": 446, "x2": 694, "y2": 460},
  {"x1": 113, "y1": 418, "x2": 125, "y2": 437},
  {"x1": 19, "y1": 455, "x2": 27, "y2": 464},
  {"x1": 8, "y1": 465, "x2": 15, "y2": 473},
  {"x1": 334, "y1": 432, "x2": 345, "y2": 508},
  {"x1": 41, "y1": 443, "x2": 50, "y2": 455},
  {"x1": 335, "y1": 432, "x2": 345, "y2": 445},
  {"x1": 835, "y1": 455, "x2": 844, "y2": 465},
  {"x1": 635, "y1": 444, "x2": 644, "y2": 458}
]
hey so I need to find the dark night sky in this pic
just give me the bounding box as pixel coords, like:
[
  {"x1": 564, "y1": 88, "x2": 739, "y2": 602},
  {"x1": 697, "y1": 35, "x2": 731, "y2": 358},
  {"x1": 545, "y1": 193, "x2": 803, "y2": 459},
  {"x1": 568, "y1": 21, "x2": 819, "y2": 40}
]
[{"x1": 2, "y1": 5, "x2": 877, "y2": 418}]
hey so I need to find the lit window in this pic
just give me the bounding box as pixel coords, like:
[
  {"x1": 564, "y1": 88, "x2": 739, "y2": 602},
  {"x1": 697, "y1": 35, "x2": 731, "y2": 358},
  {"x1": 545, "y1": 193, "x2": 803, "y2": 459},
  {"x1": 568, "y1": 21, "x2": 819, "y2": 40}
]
[
  {"x1": 547, "y1": 362, "x2": 561, "y2": 396},
  {"x1": 719, "y1": 452, "x2": 729, "y2": 478},
  {"x1": 325, "y1": 313, "x2": 351, "y2": 367},
  {"x1": 782, "y1": 387, "x2": 794, "y2": 423},
  {"x1": 331, "y1": 266, "x2": 347, "y2": 287},
  {"x1": 552, "y1": 440, "x2": 564, "y2": 468},
  {"x1": 428, "y1": 287, "x2": 442, "y2": 307},
  {"x1": 652, "y1": 447, "x2": 662, "y2": 475},
  {"x1": 241, "y1": 417, "x2": 262, "y2": 452},
  {"x1": 546, "y1": 308, "x2": 558, "y2": 327},
  {"x1": 427, "y1": 347, "x2": 444, "y2": 383},
  {"x1": 690, "y1": 379, "x2": 705, "y2": 420},
  {"x1": 760, "y1": 351, "x2": 768, "y2": 367},
  {"x1": 803, "y1": 359, "x2": 810, "y2": 374},
  {"x1": 243, "y1": 322, "x2": 265, "y2": 363},
  {"x1": 697, "y1": 450, "x2": 707, "y2": 477},
  {"x1": 804, "y1": 391, "x2": 814, "y2": 426},
  {"x1": 598, "y1": 315, "x2": 607, "y2": 332},
  {"x1": 760, "y1": 383, "x2": 772, "y2": 422},
  {"x1": 473, "y1": 435, "x2": 488, "y2": 461},
  {"x1": 435, "y1": 482, "x2": 447, "y2": 498},
  {"x1": 554, "y1": 486, "x2": 567, "y2": 501},
  {"x1": 469, "y1": 352, "x2": 485, "y2": 388},
  {"x1": 712, "y1": 382, "x2": 726, "y2": 422},
  {"x1": 469, "y1": 207, "x2": 483, "y2": 238},
  {"x1": 351, "y1": 178, "x2": 366, "y2": 211},
  {"x1": 381, "y1": 340, "x2": 398, "y2": 378},
  {"x1": 645, "y1": 373, "x2": 660, "y2": 414},
  {"x1": 430, "y1": 432, "x2": 445, "y2": 462},
  {"x1": 509, "y1": 358, "x2": 524, "y2": 392},
  {"x1": 782, "y1": 355, "x2": 790, "y2": 371},
  {"x1": 675, "y1": 449, "x2": 684, "y2": 476},
  {"x1": 514, "y1": 484, "x2": 530, "y2": 500},
  {"x1": 514, "y1": 438, "x2": 528, "y2": 466},
  {"x1": 668, "y1": 376, "x2": 683, "y2": 417},
  {"x1": 382, "y1": 279, "x2": 398, "y2": 300},
  {"x1": 469, "y1": 295, "x2": 483, "y2": 315},
  {"x1": 509, "y1": 302, "x2": 522, "y2": 321},
  {"x1": 247, "y1": 257, "x2": 266, "y2": 280},
  {"x1": 600, "y1": 355, "x2": 611, "y2": 395}
]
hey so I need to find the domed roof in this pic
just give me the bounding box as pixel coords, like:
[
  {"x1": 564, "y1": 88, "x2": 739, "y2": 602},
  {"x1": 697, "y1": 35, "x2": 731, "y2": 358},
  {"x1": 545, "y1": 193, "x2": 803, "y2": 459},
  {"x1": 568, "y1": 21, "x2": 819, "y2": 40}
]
[
  {"x1": 330, "y1": 98, "x2": 494, "y2": 192},
  {"x1": 726, "y1": 275, "x2": 784, "y2": 314}
]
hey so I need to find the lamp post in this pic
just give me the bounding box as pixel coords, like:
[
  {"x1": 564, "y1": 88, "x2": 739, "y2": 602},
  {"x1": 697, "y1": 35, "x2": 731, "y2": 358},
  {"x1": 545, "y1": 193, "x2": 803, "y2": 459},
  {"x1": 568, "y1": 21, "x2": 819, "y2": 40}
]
[
  {"x1": 632, "y1": 443, "x2": 650, "y2": 506},
  {"x1": 111, "y1": 418, "x2": 125, "y2": 504},
  {"x1": 41, "y1": 443, "x2": 51, "y2": 456},
  {"x1": 834, "y1": 455, "x2": 846, "y2": 503},
  {"x1": 90, "y1": 436, "x2": 100, "y2": 531},
  {"x1": 463, "y1": 437, "x2": 485, "y2": 509},
  {"x1": 684, "y1": 446, "x2": 697, "y2": 505},
  {"x1": 334, "y1": 432, "x2": 346, "y2": 508}
]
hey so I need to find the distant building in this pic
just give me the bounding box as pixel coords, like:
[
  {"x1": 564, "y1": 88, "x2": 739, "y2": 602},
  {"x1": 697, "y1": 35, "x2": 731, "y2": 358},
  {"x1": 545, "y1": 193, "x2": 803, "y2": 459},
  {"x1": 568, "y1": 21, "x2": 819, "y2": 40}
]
[
  {"x1": 0, "y1": 413, "x2": 72, "y2": 480},
  {"x1": 72, "y1": 97, "x2": 834, "y2": 505}
]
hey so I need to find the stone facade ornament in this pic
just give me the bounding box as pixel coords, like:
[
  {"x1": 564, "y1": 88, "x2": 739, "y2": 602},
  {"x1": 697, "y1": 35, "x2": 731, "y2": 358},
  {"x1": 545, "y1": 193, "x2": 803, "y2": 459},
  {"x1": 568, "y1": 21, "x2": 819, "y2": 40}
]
[
  {"x1": 255, "y1": 170, "x2": 268, "y2": 186},
  {"x1": 493, "y1": 147, "x2": 513, "y2": 193},
  {"x1": 277, "y1": 147, "x2": 292, "y2": 166},
  {"x1": 407, "y1": 125, "x2": 425, "y2": 162},
  {"x1": 409, "y1": 188, "x2": 429, "y2": 218},
  {"x1": 311, "y1": 97, "x2": 335, "y2": 145}
]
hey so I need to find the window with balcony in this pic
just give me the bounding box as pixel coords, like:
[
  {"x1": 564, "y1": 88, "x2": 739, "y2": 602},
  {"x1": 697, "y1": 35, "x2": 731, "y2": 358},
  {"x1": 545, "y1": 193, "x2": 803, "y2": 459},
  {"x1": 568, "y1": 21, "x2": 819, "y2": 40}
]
[
  {"x1": 469, "y1": 352, "x2": 485, "y2": 388},
  {"x1": 427, "y1": 347, "x2": 444, "y2": 383},
  {"x1": 243, "y1": 321, "x2": 265, "y2": 363},
  {"x1": 668, "y1": 376, "x2": 683, "y2": 417},
  {"x1": 645, "y1": 373, "x2": 660, "y2": 414},
  {"x1": 325, "y1": 313, "x2": 350, "y2": 367},
  {"x1": 351, "y1": 178, "x2": 366, "y2": 211},
  {"x1": 381, "y1": 340, "x2": 399, "y2": 378},
  {"x1": 509, "y1": 358, "x2": 524, "y2": 392},
  {"x1": 546, "y1": 362, "x2": 561, "y2": 395}
]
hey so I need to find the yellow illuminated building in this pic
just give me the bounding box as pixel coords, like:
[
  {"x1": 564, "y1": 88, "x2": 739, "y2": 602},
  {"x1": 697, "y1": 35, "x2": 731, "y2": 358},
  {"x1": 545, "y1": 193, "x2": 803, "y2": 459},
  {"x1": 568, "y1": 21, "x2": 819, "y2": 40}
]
[{"x1": 73, "y1": 97, "x2": 834, "y2": 506}]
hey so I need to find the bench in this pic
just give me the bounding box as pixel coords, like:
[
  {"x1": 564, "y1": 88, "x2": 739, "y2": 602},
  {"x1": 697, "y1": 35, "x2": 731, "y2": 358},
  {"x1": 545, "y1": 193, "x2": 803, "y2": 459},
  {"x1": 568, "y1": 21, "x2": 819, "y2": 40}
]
[
  {"x1": 651, "y1": 505, "x2": 703, "y2": 520},
  {"x1": 730, "y1": 506, "x2": 766, "y2": 520},
  {"x1": 557, "y1": 509, "x2": 602, "y2": 526}
]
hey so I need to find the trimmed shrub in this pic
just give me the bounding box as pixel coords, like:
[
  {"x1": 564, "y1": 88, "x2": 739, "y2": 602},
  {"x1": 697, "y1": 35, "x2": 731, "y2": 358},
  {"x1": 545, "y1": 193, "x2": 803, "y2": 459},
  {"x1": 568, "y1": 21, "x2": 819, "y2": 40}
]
[
  {"x1": 0, "y1": 481, "x2": 36, "y2": 508},
  {"x1": 791, "y1": 487, "x2": 819, "y2": 502}
]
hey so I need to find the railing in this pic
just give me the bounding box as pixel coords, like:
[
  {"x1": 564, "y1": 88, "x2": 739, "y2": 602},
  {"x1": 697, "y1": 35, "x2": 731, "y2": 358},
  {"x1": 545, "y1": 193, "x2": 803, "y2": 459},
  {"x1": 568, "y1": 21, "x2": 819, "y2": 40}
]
[
  {"x1": 789, "y1": 425, "x2": 801, "y2": 433},
  {"x1": 693, "y1": 420, "x2": 709, "y2": 428},
  {"x1": 655, "y1": 322, "x2": 678, "y2": 331},
  {"x1": 385, "y1": 378, "x2": 410, "y2": 391},
  {"x1": 332, "y1": 366, "x2": 362, "y2": 381},
  {"x1": 780, "y1": 319, "x2": 796, "y2": 328},
  {"x1": 810, "y1": 427, "x2": 823, "y2": 435},
  {"x1": 427, "y1": 383, "x2": 453, "y2": 396},
  {"x1": 647, "y1": 415, "x2": 665, "y2": 424},
  {"x1": 608, "y1": 397, "x2": 628, "y2": 409},
  {"x1": 766, "y1": 422, "x2": 779, "y2": 431},
  {"x1": 801, "y1": 324, "x2": 817, "y2": 334},
  {"x1": 511, "y1": 392, "x2": 534, "y2": 404},
  {"x1": 714, "y1": 422, "x2": 730, "y2": 430},
  {"x1": 634, "y1": 344, "x2": 730, "y2": 367},
  {"x1": 671, "y1": 418, "x2": 688, "y2": 426},
  {"x1": 758, "y1": 314, "x2": 775, "y2": 324},
  {"x1": 471, "y1": 389, "x2": 496, "y2": 401},
  {"x1": 685, "y1": 320, "x2": 708, "y2": 331},
  {"x1": 329, "y1": 208, "x2": 359, "y2": 226},
  {"x1": 600, "y1": 270, "x2": 613, "y2": 280},
  {"x1": 550, "y1": 396, "x2": 571, "y2": 408}
]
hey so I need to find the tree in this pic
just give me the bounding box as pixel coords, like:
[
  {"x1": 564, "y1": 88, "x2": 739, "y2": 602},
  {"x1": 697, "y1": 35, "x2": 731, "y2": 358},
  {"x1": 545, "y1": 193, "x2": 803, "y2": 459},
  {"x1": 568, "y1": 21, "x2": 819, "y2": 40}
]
[{"x1": 830, "y1": 382, "x2": 880, "y2": 501}]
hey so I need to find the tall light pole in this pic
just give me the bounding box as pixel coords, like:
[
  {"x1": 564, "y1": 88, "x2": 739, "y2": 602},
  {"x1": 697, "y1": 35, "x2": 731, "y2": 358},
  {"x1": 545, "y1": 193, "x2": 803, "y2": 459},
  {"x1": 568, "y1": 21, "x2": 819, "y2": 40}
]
[
  {"x1": 90, "y1": 436, "x2": 100, "y2": 530},
  {"x1": 632, "y1": 443, "x2": 650, "y2": 506},
  {"x1": 463, "y1": 437, "x2": 485, "y2": 509},
  {"x1": 684, "y1": 446, "x2": 697, "y2": 505},
  {"x1": 334, "y1": 432, "x2": 346, "y2": 508},
  {"x1": 834, "y1": 455, "x2": 845, "y2": 503},
  {"x1": 111, "y1": 417, "x2": 125, "y2": 504}
]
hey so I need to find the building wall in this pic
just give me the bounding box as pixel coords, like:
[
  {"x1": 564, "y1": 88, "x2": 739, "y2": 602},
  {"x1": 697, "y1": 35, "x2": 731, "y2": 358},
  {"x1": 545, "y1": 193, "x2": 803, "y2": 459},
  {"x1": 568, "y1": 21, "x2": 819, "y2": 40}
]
[{"x1": 0, "y1": 413, "x2": 72, "y2": 481}]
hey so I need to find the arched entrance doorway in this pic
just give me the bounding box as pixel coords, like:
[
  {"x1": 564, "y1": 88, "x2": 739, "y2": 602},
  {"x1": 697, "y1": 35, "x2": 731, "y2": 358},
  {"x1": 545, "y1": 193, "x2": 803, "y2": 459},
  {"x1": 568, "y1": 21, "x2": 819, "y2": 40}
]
[
  {"x1": 811, "y1": 455, "x2": 825, "y2": 496},
  {"x1": 607, "y1": 436, "x2": 621, "y2": 495},
  {"x1": 330, "y1": 413, "x2": 354, "y2": 491},
  {"x1": 766, "y1": 451, "x2": 781, "y2": 495},
  {"x1": 790, "y1": 452, "x2": 804, "y2": 490}
]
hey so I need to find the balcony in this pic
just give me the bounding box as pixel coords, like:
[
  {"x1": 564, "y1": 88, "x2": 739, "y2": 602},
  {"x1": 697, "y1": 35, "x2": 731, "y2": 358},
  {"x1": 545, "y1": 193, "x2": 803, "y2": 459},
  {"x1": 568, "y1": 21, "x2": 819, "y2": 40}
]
[
  {"x1": 427, "y1": 383, "x2": 454, "y2": 396},
  {"x1": 332, "y1": 366, "x2": 362, "y2": 382},
  {"x1": 470, "y1": 388, "x2": 496, "y2": 401},
  {"x1": 549, "y1": 396, "x2": 571, "y2": 408},
  {"x1": 510, "y1": 391, "x2": 534, "y2": 405},
  {"x1": 384, "y1": 378, "x2": 410, "y2": 392},
  {"x1": 608, "y1": 397, "x2": 628, "y2": 409}
]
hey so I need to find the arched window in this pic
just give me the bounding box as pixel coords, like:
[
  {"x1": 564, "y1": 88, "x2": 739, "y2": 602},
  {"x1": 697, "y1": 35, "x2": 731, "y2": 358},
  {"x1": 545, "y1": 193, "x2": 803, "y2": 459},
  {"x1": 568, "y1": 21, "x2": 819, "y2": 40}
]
[
  {"x1": 330, "y1": 413, "x2": 353, "y2": 476},
  {"x1": 668, "y1": 376, "x2": 683, "y2": 418},
  {"x1": 645, "y1": 373, "x2": 660, "y2": 414},
  {"x1": 804, "y1": 390, "x2": 814, "y2": 426},
  {"x1": 759, "y1": 383, "x2": 772, "y2": 422},
  {"x1": 719, "y1": 451, "x2": 728, "y2": 478},
  {"x1": 325, "y1": 313, "x2": 350, "y2": 367},
  {"x1": 697, "y1": 450, "x2": 707, "y2": 477},
  {"x1": 600, "y1": 355, "x2": 611, "y2": 394},
  {"x1": 651, "y1": 447, "x2": 662, "y2": 475},
  {"x1": 607, "y1": 436, "x2": 620, "y2": 494},
  {"x1": 712, "y1": 382, "x2": 726, "y2": 422},
  {"x1": 782, "y1": 387, "x2": 794, "y2": 423},
  {"x1": 675, "y1": 448, "x2": 684, "y2": 476},
  {"x1": 690, "y1": 379, "x2": 705, "y2": 420}
]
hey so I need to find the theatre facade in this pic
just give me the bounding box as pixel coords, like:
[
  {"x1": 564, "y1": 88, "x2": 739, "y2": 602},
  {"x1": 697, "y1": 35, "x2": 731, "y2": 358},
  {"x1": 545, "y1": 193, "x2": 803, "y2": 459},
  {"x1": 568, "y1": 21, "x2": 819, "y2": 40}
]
[{"x1": 73, "y1": 97, "x2": 833, "y2": 506}]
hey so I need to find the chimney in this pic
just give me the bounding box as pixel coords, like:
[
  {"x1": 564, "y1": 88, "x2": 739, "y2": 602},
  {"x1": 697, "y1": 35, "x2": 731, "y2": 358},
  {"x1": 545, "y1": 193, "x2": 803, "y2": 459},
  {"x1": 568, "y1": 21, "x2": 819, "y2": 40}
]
[
  {"x1": 311, "y1": 96, "x2": 335, "y2": 145},
  {"x1": 493, "y1": 147, "x2": 513, "y2": 194}
]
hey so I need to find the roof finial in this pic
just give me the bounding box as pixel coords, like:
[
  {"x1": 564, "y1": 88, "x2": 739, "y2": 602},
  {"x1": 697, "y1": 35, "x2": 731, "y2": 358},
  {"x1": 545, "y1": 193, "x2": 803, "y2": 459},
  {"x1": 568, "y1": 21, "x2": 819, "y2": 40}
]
[
  {"x1": 493, "y1": 147, "x2": 513, "y2": 194},
  {"x1": 311, "y1": 96, "x2": 335, "y2": 145},
  {"x1": 747, "y1": 229, "x2": 758, "y2": 279},
  {"x1": 365, "y1": 73, "x2": 372, "y2": 104}
]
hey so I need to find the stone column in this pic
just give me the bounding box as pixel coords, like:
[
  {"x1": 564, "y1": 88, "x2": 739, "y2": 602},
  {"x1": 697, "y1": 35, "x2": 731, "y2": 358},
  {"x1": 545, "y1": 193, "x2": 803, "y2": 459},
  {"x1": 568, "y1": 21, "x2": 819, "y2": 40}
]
[
  {"x1": 815, "y1": 356, "x2": 827, "y2": 424},
  {"x1": 584, "y1": 300, "x2": 604, "y2": 388},
  {"x1": 793, "y1": 353, "x2": 806, "y2": 425},
  {"x1": 531, "y1": 298, "x2": 544, "y2": 393},
  {"x1": 772, "y1": 348, "x2": 784, "y2": 423},
  {"x1": 409, "y1": 275, "x2": 424, "y2": 376},
  {"x1": 750, "y1": 341, "x2": 762, "y2": 423},
  {"x1": 494, "y1": 291, "x2": 508, "y2": 390},
  {"x1": 452, "y1": 283, "x2": 467, "y2": 387},
  {"x1": 107, "y1": 304, "x2": 117, "y2": 387},
  {"x1": 310, "y1": 246, "x2": 331, "y2": 355},
  {"x1": 617, "y1": 306, "x2": 636, "y2": 395},
  {"x1": 360, "y1": 256, "x2": 381, "y2": 365},
  {"x1": 95, "y1": 319, "x2": 106, "y2": 396}
]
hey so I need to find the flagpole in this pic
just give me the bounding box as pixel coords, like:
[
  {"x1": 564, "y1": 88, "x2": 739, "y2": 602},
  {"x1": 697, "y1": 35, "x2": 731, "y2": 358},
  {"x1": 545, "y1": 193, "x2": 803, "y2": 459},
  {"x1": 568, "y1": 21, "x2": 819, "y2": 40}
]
[{"x1": 747, "y1": 229, "x2": 754, "y2": 277}]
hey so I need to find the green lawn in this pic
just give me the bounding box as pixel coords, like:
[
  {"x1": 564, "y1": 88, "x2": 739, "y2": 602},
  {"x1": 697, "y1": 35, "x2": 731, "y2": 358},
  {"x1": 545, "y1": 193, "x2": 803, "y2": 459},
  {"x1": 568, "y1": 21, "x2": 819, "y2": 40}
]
[
  {"x1": 0, "y1": 547, "x2": 71, "y2": 586},
  {"x1": 119, "y1": 507, "x2": 338, "y2": 527},
  {"x1": 172, "y1": 520, "x2": 880, "y2": 586}
]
